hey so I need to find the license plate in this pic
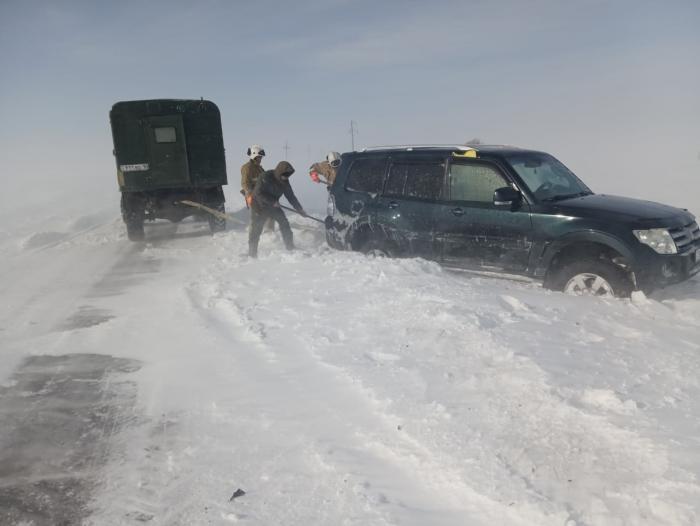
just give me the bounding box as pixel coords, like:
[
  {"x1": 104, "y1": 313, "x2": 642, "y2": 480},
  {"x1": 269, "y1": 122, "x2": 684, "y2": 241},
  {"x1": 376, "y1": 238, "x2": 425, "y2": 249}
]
[{"x1": 120, "y1": 163, "x2": 149, "y2": 172}]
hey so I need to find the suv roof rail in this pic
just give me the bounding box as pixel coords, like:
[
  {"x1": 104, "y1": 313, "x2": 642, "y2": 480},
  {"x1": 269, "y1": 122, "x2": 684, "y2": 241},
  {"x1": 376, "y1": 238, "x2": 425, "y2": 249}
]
[{"x1": 360, "y1": 144, "x2": 477, "y2": 152}]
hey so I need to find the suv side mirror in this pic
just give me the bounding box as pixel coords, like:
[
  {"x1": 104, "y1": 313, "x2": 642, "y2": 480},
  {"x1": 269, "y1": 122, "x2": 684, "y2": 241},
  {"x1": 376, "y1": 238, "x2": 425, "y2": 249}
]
[{"x1": 493, "y1": 187, "x2": 521, "y2": 207}]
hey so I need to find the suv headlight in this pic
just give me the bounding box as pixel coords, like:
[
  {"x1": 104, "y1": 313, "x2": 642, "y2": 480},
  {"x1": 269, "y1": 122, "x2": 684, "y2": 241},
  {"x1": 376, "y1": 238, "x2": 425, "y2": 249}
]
[{"x1": 633, "y1": 228, "x2": 677, "y2": 254}]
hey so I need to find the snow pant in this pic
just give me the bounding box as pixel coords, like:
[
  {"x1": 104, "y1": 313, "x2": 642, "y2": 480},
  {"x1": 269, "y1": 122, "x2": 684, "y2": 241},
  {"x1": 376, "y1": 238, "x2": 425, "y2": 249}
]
[{"x1": 248, "y1": 205, "x2": 294, "y2": 257}]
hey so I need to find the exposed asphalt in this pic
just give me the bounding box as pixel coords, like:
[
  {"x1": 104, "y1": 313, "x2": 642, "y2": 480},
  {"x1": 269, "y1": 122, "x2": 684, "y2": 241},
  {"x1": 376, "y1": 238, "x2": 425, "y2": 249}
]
[{"x1": 0, "y1": 353, "x2": 141, "y2": 526}]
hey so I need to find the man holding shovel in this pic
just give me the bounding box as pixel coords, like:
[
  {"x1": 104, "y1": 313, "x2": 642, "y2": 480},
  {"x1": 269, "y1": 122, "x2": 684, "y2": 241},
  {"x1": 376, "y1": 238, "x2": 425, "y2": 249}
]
[{"x1": 248, "y1": 161, "x2": 307, "y2": 258}]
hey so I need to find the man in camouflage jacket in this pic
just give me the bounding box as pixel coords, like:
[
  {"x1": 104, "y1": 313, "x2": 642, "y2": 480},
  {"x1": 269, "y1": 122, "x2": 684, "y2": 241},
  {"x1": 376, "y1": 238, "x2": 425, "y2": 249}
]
[
  {"x1": 241, "y1": 144, "x2": 274, "y2": 231},
  {"x1": 241, "y1": 157, "x2": 265, "y2": 196}
]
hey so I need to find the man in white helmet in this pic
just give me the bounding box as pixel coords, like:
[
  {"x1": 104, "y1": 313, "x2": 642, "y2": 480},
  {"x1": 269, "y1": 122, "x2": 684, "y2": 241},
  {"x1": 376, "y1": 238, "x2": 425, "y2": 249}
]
[
  {"x1": 308, "y1": 151, "x2": 341, "y2": 187},
  {"x1": 241, "y1": 144, "x2": 266, "y2": 200},
  {"x1": 241, "y1": 144, "x2": 274, "y2": 231}
]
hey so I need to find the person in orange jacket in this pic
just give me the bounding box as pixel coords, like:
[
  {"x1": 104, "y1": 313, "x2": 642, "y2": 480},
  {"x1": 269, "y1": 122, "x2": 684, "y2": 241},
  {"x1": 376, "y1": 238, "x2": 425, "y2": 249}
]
[{"x1": 309, "y1": 151, "x2": 341, "y2": 186}]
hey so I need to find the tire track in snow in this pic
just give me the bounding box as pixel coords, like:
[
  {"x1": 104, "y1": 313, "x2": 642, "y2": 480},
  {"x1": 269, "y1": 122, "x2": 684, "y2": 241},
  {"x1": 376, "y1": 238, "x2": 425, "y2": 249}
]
[
  {"x1": 205, "y1": 248, "x2": 700, "y2": 525},
  {"x1": 183, "y1": 261, "x2": 559, "y2": 526}
]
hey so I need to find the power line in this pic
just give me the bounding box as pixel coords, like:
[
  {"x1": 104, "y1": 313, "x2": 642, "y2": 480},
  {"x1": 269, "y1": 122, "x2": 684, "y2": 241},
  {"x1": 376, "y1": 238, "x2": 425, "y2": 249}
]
[{"x1": 349, "y1": 121, "x2": 357, "y2": 151}]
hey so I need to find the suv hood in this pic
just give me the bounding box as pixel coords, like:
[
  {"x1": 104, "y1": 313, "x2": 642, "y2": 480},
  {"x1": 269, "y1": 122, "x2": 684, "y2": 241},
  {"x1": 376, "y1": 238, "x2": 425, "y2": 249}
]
[{"x1": 549, "y1": 194, "x2": 691, "y2": 225}]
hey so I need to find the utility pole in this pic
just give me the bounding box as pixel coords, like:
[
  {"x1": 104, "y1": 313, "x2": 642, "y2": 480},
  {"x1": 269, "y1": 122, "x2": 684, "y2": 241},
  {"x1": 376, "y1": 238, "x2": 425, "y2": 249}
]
[
  {"x1": 349, "y1": 120, "x2": 357, "y2": 151},
  {"x1": 283, "y1": 140, "x2": 291, "y2": 160}
]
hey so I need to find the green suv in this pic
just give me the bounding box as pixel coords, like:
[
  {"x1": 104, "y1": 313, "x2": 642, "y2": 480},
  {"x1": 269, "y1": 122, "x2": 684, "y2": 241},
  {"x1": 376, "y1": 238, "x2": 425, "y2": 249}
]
[
  {"x1": 110, "y1": 99, "x2": 228, "y2": 240},
  {"x1": 325, "y1": 145, "x2": 700, "y2": 297}
]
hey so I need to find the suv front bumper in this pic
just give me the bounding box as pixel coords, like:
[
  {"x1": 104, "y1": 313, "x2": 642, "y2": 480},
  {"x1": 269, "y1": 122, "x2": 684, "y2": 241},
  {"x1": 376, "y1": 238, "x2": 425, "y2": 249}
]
[{"x1": 635, "y1": 247, "x2": 700, "y2": 291}]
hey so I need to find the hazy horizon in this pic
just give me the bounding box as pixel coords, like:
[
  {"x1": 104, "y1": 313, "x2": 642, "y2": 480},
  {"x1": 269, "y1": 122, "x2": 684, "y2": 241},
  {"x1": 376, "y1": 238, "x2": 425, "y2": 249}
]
[{"x1": 1, "y1": 0, "x2": 698, "y2": 214}]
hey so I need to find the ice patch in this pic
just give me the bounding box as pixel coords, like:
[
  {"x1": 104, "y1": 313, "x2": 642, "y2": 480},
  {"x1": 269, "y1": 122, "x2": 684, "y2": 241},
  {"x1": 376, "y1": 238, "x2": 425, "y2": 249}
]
[{"x1": 58, "y1": 305, "x2": 114, "y2": 331}]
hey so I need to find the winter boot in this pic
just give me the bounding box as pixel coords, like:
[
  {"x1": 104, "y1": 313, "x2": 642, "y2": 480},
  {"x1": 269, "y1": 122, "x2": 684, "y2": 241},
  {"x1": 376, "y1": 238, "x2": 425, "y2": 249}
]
[{"x1": 248, "y1": 242, "x2": 258, "y2": 258}]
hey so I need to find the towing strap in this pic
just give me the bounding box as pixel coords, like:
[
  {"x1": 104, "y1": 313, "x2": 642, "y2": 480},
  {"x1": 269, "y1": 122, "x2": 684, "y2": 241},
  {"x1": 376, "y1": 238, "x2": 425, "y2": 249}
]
[{"x1": 176, "y1": 200, "x2": 246, "y2": 225}]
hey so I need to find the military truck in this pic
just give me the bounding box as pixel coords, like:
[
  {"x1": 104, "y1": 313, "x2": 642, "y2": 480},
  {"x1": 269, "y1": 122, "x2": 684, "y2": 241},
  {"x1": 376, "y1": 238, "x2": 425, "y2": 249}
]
[{"x1": 110, "y1": 99, "x2": 228, "y2": 240}]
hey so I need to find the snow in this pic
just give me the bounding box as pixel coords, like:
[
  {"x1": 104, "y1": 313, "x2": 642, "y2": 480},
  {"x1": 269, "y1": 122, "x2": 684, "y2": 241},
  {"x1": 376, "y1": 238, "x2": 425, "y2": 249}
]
[{"x1": 1, "y1": 200, "x2": 700, "y2": 525}]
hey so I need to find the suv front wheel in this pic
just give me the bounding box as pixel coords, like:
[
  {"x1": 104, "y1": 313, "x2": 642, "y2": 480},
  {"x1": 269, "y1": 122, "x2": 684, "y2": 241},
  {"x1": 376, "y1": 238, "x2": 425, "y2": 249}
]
[{"x1": 547, "y1": 258, "x2": 633, "y2": 298}]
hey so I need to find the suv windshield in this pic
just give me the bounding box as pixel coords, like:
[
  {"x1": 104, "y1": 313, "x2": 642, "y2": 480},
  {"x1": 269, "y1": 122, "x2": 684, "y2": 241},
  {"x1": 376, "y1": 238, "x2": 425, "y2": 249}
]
[{"x1": 507, "y1": 153, "x2": 592, "y2": 202}]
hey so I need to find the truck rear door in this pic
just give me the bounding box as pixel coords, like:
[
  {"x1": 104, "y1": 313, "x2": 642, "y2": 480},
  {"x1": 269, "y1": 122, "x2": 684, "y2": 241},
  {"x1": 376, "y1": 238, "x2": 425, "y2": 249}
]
[{"x1": 145, "y1": 115, "x2": 190, "y2": 186}]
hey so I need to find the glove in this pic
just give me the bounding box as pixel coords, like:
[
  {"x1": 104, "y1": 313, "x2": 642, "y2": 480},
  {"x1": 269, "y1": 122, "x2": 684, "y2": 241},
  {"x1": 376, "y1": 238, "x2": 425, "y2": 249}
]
[
  {"x1": 309, "y1": 171, "x2": 320, "y2": 183},
  {"x1": 245, "y1": 194, "x2": 253, "y2": 207}
]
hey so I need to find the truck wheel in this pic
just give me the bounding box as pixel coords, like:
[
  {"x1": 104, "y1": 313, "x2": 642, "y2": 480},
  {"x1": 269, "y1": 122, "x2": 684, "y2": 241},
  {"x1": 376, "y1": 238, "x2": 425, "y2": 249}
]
[
  {"x1": 208, "y1": 203, "x2": 226, "y2": 233},
  {"x1": 121, "y1": 194, "x2": 145, "y2": 242},
  {"x1": 125, "y1": 221, "x2": 145, "y2": 241},
  {"x1": 548, "y1": 258, "x2": 633, "y2": 298}
]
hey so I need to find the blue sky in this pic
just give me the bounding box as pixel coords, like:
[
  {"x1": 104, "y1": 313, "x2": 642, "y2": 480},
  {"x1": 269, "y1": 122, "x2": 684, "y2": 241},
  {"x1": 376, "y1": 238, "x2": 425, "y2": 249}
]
[{"x1": 1, "y1": 0, "x2": 698, "y2": 210}]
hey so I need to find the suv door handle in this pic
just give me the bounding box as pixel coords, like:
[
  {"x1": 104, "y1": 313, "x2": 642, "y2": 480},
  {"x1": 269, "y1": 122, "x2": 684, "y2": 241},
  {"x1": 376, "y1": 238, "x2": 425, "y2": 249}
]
[
  {"x1": 451, "y1": 207, "x2": 464, "y2": 216},
  {"x1": 388, "y1": 201, "x2": 399, "y2": 209}
]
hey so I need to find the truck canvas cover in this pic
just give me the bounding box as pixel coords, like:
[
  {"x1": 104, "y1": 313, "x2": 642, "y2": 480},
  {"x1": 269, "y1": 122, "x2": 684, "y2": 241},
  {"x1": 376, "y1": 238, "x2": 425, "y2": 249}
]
[{"x1": 110, "y1": 99, "x2": 227, "y2": 191}]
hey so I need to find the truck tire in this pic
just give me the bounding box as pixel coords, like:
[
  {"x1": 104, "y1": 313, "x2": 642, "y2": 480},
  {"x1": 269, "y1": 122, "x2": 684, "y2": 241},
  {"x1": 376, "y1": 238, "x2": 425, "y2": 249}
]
[
  {"x1": 125, "y1": 221, "x2": 145, "y2": 242},
  {"x1": 208, "y1": 202, "x2": 226, "y2": 233},
  {"x1": 547, "y1": 258, "x2": 633, "y2": 298},
  {"x1": 121, "y1": 194, "x2": 145, "y2": 242}
]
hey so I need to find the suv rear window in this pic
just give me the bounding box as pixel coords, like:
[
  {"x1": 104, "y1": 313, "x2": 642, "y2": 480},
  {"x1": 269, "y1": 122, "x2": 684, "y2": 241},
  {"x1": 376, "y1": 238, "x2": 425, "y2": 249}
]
[
  {"x1": 346, "y1": 158, "x2": 386, "y2": 193},
  {"x1": 384, "y1": 162, "x2": 445, "y2": 200}
]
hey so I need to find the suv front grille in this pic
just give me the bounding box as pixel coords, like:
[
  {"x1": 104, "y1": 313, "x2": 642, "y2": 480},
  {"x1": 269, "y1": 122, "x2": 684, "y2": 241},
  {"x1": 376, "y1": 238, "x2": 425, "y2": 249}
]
[{"x1": 670, "y1": 221, "x2": 700, "y2": 253}]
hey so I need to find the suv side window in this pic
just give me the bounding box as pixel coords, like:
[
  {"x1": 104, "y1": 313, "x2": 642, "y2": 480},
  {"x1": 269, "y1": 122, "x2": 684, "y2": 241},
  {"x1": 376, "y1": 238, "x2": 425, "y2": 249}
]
[
  {"x1": 449, "y1": 162, "x2": 508, "y2": 202},
  {"x1": 345, "y1": 158, "x2": 387, "y2": 193},
  {"x1": 384, "y1": 162, "x2": 445, "y2": 200}
]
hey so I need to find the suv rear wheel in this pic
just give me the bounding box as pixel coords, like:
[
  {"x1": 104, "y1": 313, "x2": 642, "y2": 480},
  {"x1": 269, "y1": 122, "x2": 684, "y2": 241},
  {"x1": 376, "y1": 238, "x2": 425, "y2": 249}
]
[
  {"x1": 548, "y1": 258, "x2": 633, "y2": 298},
  {"x1": 361, "y1": 239, "x2": 393, "y2": 258}
]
